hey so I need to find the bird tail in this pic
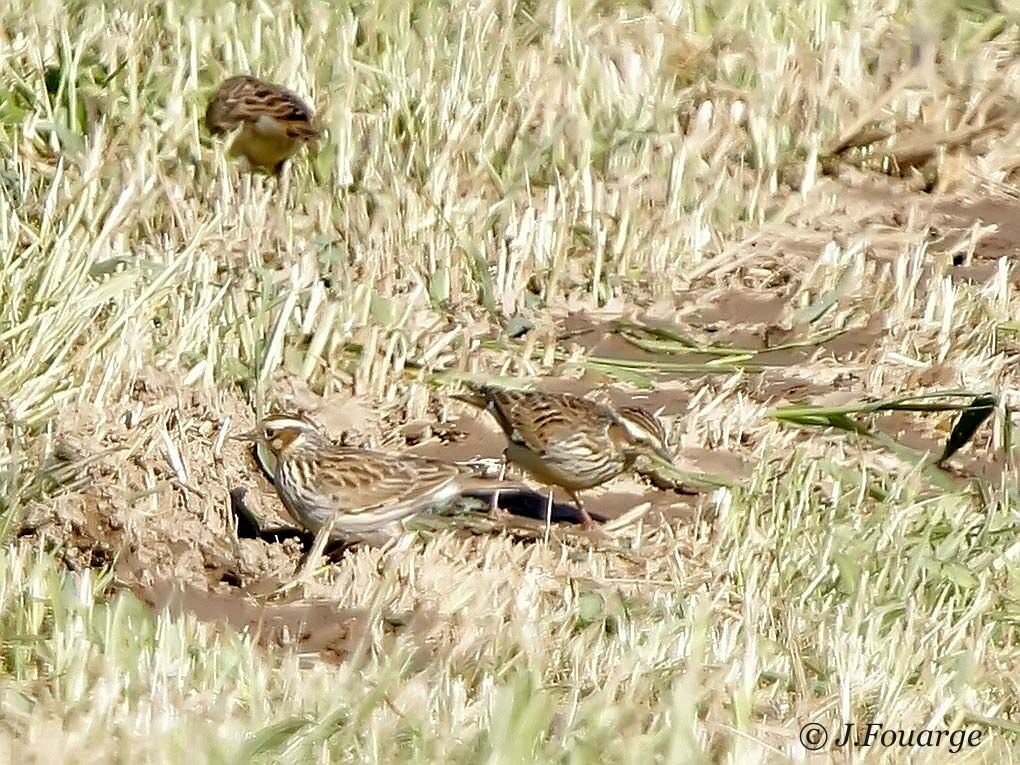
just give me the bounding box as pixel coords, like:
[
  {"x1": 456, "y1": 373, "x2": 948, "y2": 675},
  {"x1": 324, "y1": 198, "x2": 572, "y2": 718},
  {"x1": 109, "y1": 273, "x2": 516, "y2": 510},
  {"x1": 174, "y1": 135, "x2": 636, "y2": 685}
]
[{"x1": 456, "y1": 475, "x2": 531, "y2": 495}]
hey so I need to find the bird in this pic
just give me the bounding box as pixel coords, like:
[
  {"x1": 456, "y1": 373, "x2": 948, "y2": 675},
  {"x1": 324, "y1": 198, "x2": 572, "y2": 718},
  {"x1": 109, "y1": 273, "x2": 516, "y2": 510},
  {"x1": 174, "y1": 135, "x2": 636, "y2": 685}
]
[
  {"x1": 454, "y1": 383, "x2": 674, "y2": 530},
  {"x1": 204, "y1": 75, "x2": 320, "y2": 174},
  {"x1": 235, "y1": 412, "x2": 530, "y2": 545}
]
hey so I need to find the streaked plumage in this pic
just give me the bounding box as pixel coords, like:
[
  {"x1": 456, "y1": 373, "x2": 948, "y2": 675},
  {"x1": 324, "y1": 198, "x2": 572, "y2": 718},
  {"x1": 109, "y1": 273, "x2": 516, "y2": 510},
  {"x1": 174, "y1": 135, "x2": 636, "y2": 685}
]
[
  {"x1": 205, "y1": 75, "x2": 320, "y2": 173},
  {"x1": 455, "y1": 383, "x2": 674, "y2": 529},
  {"x1": 237, "y1": 413, "x2": 523, "y2": 544}
]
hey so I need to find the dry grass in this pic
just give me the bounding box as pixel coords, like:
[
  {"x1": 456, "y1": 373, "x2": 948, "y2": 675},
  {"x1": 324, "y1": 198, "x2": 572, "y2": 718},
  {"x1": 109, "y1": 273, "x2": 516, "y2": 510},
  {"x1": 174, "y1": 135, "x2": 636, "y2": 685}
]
[{"x1": 2, "y1": 0, "x2": 1020, "y2": 761}]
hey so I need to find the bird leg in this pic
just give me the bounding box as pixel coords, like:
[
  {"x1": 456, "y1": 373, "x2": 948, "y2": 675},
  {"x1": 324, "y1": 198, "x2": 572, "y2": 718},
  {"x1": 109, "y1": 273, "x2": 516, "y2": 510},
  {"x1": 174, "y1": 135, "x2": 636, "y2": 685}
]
[
  {"x1": 568, "y1": 490, "x2": 596, "y2": 531},
  {"x1": 276, "y1": 160, "x2": 292, "y2": 199},
  {"x1": 279, "y1": 522, "x2": 334, "y2": 595},
  {"x1": 488, "y1": 454, "x2": 510, "y2": 523}
]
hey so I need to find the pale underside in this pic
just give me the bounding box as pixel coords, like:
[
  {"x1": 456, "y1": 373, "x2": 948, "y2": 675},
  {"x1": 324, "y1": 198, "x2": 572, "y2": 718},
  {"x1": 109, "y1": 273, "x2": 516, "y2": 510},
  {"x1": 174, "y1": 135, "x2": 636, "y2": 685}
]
[{"x1": 228, "y1": 121, "x2": 303, "y2": 170}]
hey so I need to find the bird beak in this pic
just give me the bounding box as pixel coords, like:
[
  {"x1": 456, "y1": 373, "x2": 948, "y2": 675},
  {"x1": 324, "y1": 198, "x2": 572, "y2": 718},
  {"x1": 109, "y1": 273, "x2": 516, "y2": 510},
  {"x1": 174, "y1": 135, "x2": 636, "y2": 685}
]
[
  {"x1": 652, "y1": 444, "x2": 675, "y2": 466},
  {"x1": 231, "y1": 429, "x2": 259, "y2": 443}
]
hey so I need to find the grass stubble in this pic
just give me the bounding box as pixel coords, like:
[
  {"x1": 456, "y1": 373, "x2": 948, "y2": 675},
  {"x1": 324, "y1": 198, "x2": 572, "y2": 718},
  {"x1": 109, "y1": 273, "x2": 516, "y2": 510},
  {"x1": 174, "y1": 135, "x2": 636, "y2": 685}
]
[{"x1": 1, "y1": 0, "x2": 1020, "y2": 761}]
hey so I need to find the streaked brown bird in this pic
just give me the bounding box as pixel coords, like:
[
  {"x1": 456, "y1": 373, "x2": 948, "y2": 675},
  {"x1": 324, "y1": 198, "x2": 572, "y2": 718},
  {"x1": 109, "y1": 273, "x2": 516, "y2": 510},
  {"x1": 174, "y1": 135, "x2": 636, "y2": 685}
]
[
  {"x1": 455, "y1": 383, "x2": 674, "y2": 529},
  {"x1": 237, "y1": 413, "x2": 526, "y2": 545},
  {"x1": 205, "y1": 75, "x2": 320, "y2": 174}
]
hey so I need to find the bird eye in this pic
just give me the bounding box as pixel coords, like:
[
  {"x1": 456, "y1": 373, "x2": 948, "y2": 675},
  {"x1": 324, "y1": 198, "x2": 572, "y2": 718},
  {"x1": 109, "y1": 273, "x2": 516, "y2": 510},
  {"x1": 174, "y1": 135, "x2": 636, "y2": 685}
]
[{"x1": 264, "y1": 427, "x2": 276, "y2": 439}]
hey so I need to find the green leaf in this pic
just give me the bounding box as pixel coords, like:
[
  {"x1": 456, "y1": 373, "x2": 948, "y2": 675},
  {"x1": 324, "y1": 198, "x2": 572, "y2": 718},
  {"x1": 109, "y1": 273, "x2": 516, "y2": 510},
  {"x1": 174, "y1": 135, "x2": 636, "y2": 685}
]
[
  {"x1": 464, "y1": 245, "x2": 497, "y2": 317},
  {"x1": 582, "y1": 361, "x2": 656, "y2": 389},
  {"x1": 832, "y1": 552, "x2": 861, "y2": 595},
  {"x1": 237, "y1": 717, "x2": 312, "y2": 760},
  {"x1": 370, "y1": 294, "x2": 394, "y2": 325},
  {"x1": 429, "y1": 267, "x2": 450, "y2": 305},
  {"x1": 941, "y1": 563, "x2": 979, "y2": 590},
  {"x1": 577, "y1": 592, "x2": 604, "y2": 625},
  {"x1": 0, "y1": 89, "x2": 27, "y2": 125}
]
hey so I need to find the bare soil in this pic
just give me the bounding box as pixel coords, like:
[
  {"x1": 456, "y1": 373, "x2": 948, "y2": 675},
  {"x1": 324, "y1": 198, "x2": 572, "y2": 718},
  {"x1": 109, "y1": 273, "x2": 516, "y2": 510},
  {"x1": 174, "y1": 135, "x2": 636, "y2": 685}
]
[{"x1": 24, "y1": 170, "x2": 1011, "y2": 657}]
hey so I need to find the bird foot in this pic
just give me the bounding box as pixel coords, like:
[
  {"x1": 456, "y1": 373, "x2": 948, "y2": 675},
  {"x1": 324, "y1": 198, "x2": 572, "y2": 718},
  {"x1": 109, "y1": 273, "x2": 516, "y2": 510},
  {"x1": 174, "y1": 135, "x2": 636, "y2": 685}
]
[{"x1": 488, "y1": 503, "x2": 512, "y2": 525}]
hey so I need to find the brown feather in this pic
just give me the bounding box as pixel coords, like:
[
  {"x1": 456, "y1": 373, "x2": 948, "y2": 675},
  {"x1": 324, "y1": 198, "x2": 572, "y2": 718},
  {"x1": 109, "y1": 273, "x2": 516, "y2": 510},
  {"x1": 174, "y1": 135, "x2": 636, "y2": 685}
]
[
  {"x1": 241, "y1": 413, "x2": 524, "y2": 542},
  {"x1": 205, "y1": 75, "x2": 320, "y2": 172},
  {"x1": 456, "y1": 383, "x2": 674, "y2": 529}
]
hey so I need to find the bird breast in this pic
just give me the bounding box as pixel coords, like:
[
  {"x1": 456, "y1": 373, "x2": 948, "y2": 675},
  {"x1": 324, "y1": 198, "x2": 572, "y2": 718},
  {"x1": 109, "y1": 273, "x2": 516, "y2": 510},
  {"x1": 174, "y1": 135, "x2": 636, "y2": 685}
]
[{"x1": 505, "y1": 440, "x2": 625, "y2": 490}]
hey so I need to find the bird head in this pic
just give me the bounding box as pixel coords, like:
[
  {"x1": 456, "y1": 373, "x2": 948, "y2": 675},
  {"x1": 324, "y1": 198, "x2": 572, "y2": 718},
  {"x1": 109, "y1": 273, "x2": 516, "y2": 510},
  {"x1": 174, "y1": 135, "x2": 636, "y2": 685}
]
[
  {"x1": 613, "y1": 406, "x2": 673, "y2": 465},
  {"x1": 234, "y1": 412, "x2": 326, "y2": 457}
]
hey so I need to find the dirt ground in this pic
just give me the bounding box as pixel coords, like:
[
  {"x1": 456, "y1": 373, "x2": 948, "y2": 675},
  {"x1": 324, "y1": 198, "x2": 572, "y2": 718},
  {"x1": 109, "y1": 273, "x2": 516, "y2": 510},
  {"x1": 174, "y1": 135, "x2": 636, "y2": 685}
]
[{"x1": 23, "y1": 170, "x2": 1011, "y2": 658}]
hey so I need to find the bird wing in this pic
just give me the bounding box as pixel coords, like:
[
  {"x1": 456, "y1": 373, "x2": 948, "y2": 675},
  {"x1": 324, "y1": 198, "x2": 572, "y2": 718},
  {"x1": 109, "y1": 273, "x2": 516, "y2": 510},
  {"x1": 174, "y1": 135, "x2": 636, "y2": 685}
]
[
  {"x1": 248, "y1": 90, "x2": 320, "y2": 140},
  {"x1": 458, "y1": 382, "x2": 620, "y2": 459},
  {"x1": 206, "y1": 76, "x2": 319, "y2": 140},
  {"x1": 500, "y1": 391, "x2": 612, "y2": 455},
  {"x1": 307, "y1": 447, "x2": 465, "y2": 531}
]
